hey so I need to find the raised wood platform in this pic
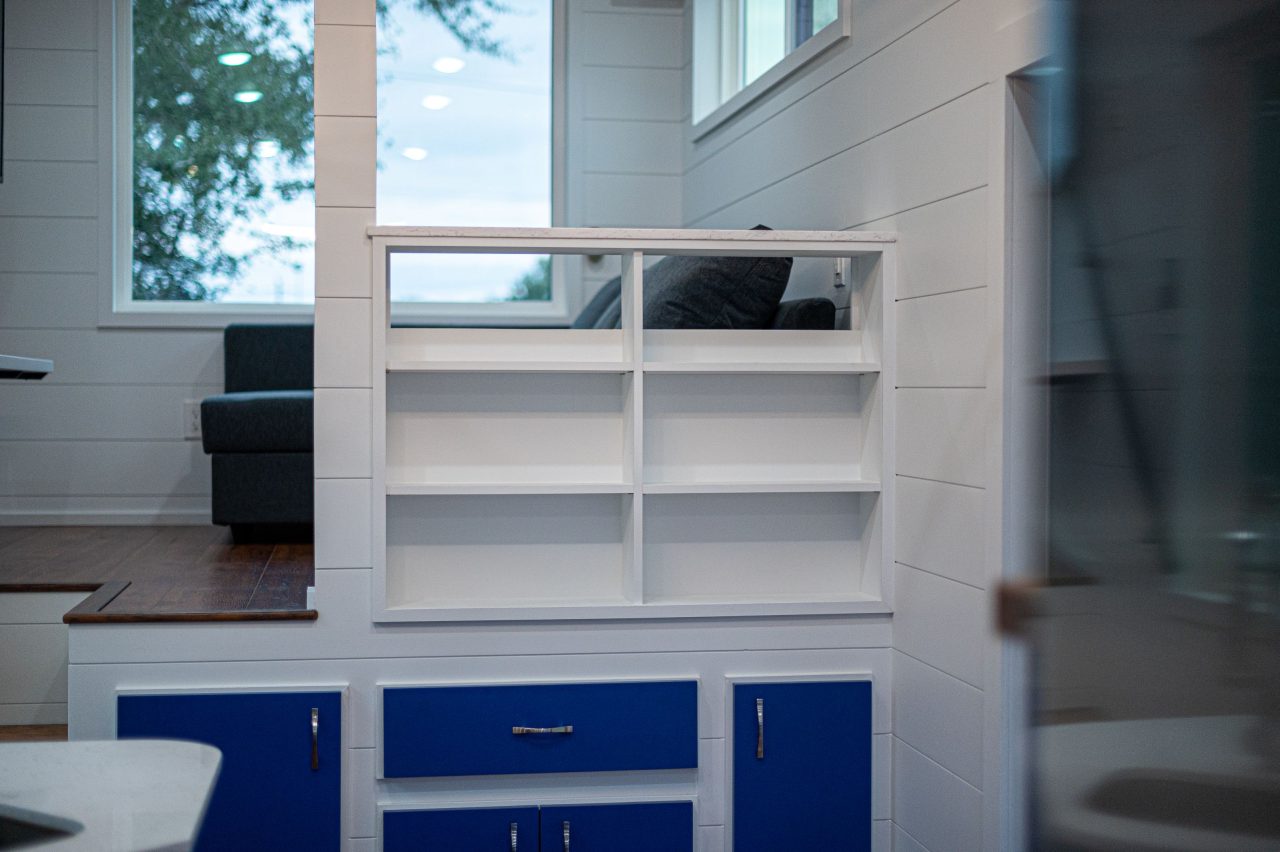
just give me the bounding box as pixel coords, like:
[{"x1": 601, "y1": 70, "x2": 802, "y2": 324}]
[{"x1": 0, "y1": 527, "x2": 316, "y2": 623}]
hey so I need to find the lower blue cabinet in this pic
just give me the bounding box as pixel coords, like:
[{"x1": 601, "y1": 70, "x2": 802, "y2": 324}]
[
  {"x1": 385, "y1": 802, "x2": 692, "y2": 852},
  {"x1": 384, "y1": 806, "x2": 539, "y2": 852},
  {"x1": 732, "y1": 679, "x2": 872, "y2": 852},
  {"x1": 117, "y1": 689, "x2": 342, "y2": 852},
  {"x1": 540, "y1": 802, "x2": 692, "y2": 852}
]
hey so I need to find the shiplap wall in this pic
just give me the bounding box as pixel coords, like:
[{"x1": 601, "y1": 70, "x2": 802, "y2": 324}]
[
  {"x1": 681, "y1": 1, "x2": 1041, "y2": 848},
  {"x1": 0, "y1": 0, "x2": 221, "y2": 524},
  {"x1": 567, "y1": 0, "x2": 686, "y2": 300}
]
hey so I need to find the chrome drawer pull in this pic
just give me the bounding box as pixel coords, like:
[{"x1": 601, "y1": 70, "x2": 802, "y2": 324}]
[
  {"x1": 756, "y1": 698, "x2": 765, "y2": 759},
  {"x1": 510, "y1": 821, "x2": 518, "y2": 851},
  {"x1": 311, "y1": 707, "x2": 320, "y2": 770},
  {"x1": 511, "y1": 725, "x2": 574, "y2": 735},
  {"x1": 562, "y1": 820, "x2": 571, "y2": 852}
]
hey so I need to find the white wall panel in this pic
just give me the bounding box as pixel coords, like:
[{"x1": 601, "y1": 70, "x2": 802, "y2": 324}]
[
  {"x1": 0, "y1": 384, "x2": 221, "y2": 441},
  {"x1": 4, "y1": 106, "x2": 97, "y2": 161},
  {"x1": 5, "y1": 49, "x2": 97, "y2": 105},
  {"x1": 0, "y1": 216, "x2": 97, "y2": 272},
  {"x1": 893, "y1": 650, "x2": 983, "y2": 788},
  {"x1": 582, "y1": 120, "x2": 683, "y2": 175},
  {"x1": 583, "y1": 68, "x2": 683, "y2": 121},
  {"x1": 316, "y1": 0, "x2": 375, "y2": 25},
  {"x1": 0, "y1": 274, "x2": 98, "y2": 328},
  {"x1": 686, "y1": 90, "x2": 988, "y2": 229},
  {"x1": 893, "y1": 564, "x2": 986, "y2": 688},
  {"x1": 315, "y1": 479, "x2": 374, "y2": 569},
  {"x1": 314, "y1": 25, "x2": 377, "y2": 117},
  {"x1": 0, "y1": 330, "x2": 222, "y2": 385},
  {"x1": 896, "y1": 389, "x2": 986, "y2": 488},
  {"x1": 862, "y1": 189, "x2": 987, "y2": 300},
  {"x1": 6, "y1": 0, "x2": 96, "y2": 49},
  {"x1": 578, "y1": 11, "x2": 685, "y2": 67},
  {"x1": 0, "y1": 441, "x2": 210, "y2": 497},
  {"x1": 895, "y1": 475, "x2": 985, "y2": 588},
  {"x1": 892, "y1": 738, "x2": 982, "y2": 852},
  {"x1": 896, "y1": 288, "x2": 987, "y2": 388},
  {"x1": 0, "y1": 161, "x2": 97, "y2": 217},
  {"x1": 583, "y1": 174, "x2": 683, "y2": 227}
]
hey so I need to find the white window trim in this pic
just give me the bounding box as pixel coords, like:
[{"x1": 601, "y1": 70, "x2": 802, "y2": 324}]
[
  {"x1": 97, "y1": 0, "x2": 570, "y2": 329},
  {"x1": 691, "y1": 0, "x2": 851, "y2": 141}
]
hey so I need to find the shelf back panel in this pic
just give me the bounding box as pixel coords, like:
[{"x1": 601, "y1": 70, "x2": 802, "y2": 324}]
[
  {"x1": 387, "y1": 372, "x2": 630, "y2": 485},
  {"x1": 386, "y1": 494, "x2": 630, "y2": 609}
]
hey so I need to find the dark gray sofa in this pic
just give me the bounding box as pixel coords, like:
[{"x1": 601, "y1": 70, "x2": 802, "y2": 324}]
[{"x1": 201, "y1": 324, "x2": 313, "y2": 543}]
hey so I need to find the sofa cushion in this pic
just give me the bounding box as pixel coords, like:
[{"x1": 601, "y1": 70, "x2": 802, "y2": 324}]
[
  {"x1": 210, "y1": 452, "x2": 314, "y2": 526},
  {"x1": 224, "y1": 324, "x2": 313, "y2": 392},
  {"x1": 201, "y1": 390, "x2": 314, "y2": 454}
]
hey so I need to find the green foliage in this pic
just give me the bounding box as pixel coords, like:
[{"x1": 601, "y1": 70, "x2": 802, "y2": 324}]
[
  {"x1": 132, "y1": 0, "x2": 314, "y2": 300},
  {"x1": 504, "y1": 256, "x2": 551, "y2": 301},
  {"x1": 133, "y1": 0, "x2": 509, "y2": 301}
]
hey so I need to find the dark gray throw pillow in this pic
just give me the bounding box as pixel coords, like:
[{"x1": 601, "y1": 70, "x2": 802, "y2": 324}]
[
  {"x1": 644, "y1": 225, "x2": 792, "y2": 329},
  {"x1": 569, "y1": 226, "x2": 793, "y2": 329}
]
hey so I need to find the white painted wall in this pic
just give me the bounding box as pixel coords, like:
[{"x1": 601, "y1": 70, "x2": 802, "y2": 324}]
[
  {"x1": 0, "y1": 0, "x2": 219, "y2": 525},
  {"x1": 679, "y1": 1, "x2": 1046, "y2": 848}
]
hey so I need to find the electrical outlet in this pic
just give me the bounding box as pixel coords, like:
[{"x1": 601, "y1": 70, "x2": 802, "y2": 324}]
[{"x1": 183, "y1": 400, "x2": 202, "y2": 440}]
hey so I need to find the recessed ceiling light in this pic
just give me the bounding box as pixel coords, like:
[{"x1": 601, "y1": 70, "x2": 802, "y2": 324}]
[
  {"x1": 421, "y1": 95, "x2": 452, "y2": 110},
  {"x1": 234, "y1": 90, "x2": 264, "y2": 104},
  {"x1": 218, "y1": 52, "x2": 252, "y2": 66},
  {"x1": 432, "y1": 57, "x2": 465, "y2": 74},
  {"x1": 402, "y1": 147, "x2": 428, "y2": 161},
  {"x1": 253, "y1": 140, "x2": 280, "y2": 158}
]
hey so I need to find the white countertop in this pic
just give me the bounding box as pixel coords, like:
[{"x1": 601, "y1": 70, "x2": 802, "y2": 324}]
[{"x1": 0, "y1": 740, "x2": 220, "y2": 851}]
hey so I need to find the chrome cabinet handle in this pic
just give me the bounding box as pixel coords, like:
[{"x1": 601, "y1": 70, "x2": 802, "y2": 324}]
[
  {"x1": 511, "y1": 725, "x2": 574, "y2": 735},
  {"x1": 311, "y1": 707, "x2": 320, "y2": 770},
  {"x1": 756, "y1": 698, "x2": 765, "y2": 759},
  {"x1": 510, "y1": 822, "x2": 518, "y2": 852},
  {"x1": 562, "y1": 820, "x2": 571, "y2": 852}
]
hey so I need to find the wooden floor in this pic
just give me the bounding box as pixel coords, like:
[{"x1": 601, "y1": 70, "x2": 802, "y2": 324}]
[
  {"x1": 0, "y1": 526, "x2": 314, "y2": 622},
  {"x1": 0, "y1": 725, "x2": 67, "y2": 742}
]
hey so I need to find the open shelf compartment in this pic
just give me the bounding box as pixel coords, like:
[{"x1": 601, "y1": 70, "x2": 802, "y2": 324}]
[
  {"x1": 643, "y1": 372, "x2": 883, "y2": 490},
  {"x1": 386, "y1": 371, "x2": 633, "y2": 490},
  {"x1": 385, "y1": 494, "x2": 634, "y2": 611},
  {"x1": 642, "y1": 492, "x2": 882, "y2": 605}
]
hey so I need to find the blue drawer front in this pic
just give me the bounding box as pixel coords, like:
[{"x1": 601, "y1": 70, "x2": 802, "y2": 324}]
[
  {"x1": 382, "y1": 681, "x2": 698, "y2": 778},
  {"x1": 118, "y1": 690, "x2": 342, "y2": 852},
  {"x1": 540, "y1": 802, "x2": 693, "y2": 852},
  {"x1": 732, "y1": 680, "x2": 872, "y2": 852},
  {"x1": 384, "y1": 807, "x2": 538, "y2": 852}
]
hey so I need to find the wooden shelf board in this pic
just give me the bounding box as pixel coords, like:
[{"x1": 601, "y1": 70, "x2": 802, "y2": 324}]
[
  {"x1": 387, "y1": 360, "x2": 633, "y2": 373},
  {"x1": 642, "y1": 361, "x2": 879, "y2": 374},
  {"x1": 387, "y1": 482, "x2": 635, "y2": 496},
  {"x1": 642, "y1": 480, "x2": 881, "y2": 495}
]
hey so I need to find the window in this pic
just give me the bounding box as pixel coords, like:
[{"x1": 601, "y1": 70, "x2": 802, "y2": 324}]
[
  {"x1": 109, "y1": 0, "x2": 561, "y2": 326},
  {"x1": 692, "y1": 0, "x2": 849, "y2": 132},
  {"x1": 115, "y1": 0, "x2": 316, "y2": 321},
  {"x1": 378, "y1": 0, "x2": 563, "y2": 322}
]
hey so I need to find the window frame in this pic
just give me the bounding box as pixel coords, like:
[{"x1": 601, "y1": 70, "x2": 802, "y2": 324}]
[
  {"x1": 691, "y1": 0, "x2": 850, "y2": 140},
  {"x1": 98, "y1": 0, "x2": 569, "y2": 329}
]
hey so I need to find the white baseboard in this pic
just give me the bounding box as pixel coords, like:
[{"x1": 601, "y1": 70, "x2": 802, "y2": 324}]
[{"x1": 0, "y1": 509, "x2": 211, "y2": 526}]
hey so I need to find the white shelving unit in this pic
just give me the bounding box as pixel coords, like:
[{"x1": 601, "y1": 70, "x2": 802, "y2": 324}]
[{"x1": 368, "y1": 227, "x2": 896, "y2": 622}]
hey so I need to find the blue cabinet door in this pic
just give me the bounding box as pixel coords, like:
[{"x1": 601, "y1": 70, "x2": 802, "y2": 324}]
[
  {"x1": 539, "y1": 802, "x2": 693, "y2": 852},
  {"x1": 732, "y1": 680, "x2": 872, "y2": 852},
  {"x1": 384, "y1": 807, "x2": 539, "y2": 852},
  {"x1": 118, "y1": 690, "x2": 342, "y2": 852}
]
